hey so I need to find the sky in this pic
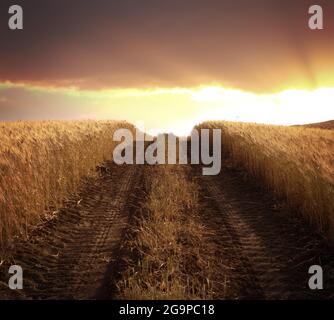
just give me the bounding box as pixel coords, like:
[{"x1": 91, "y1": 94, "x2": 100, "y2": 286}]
[{"x1": 0, "y1": 0, "x2": 334, "y2": 135}]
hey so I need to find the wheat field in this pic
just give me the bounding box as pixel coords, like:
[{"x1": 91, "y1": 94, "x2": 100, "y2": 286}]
[
  {"x1": 197, "y1": 121, "x2": 334, "y2": 238},
  {"x1": 0, "y1": 120, "x2": 133, "y2": 253}
]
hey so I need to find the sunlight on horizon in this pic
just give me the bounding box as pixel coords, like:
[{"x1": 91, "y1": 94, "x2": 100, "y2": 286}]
[
  {"x1": 191, "y1": 86, "x2": 334, "y2": 135},
  {"x1": 1, "y1": 82, "x2": 334, "y2": 136},
  {"x1": 140, "y1": 85, "x2": 334, "y2": 135}
]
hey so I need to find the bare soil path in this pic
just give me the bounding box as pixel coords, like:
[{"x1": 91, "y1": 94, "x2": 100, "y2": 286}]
[
  {"x1": 193, "y1": 164, "x2": 334, "y2": 299},
  {"x1": 0, "y1": 162, "x2": 144, "y2": 299},
  {"x1": 1, "y1": 161, "x2": 334, "y2": 300}
]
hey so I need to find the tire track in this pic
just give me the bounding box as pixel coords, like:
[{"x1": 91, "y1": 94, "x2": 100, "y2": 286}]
[
  {"x1": 0, "y1": 162, "x2": 144, "y2": 300},
  {"x1": 60, "y1": 164, "x2": 137, "y2": 299},
  {"x1": 194, "y1": 165, "x2": 334, "y2": 299}
]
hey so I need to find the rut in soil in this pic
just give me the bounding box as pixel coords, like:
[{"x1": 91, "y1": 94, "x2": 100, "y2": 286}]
[
  {"x1": 0, "y1": 163, "x2": 144, "y2": 299},
  {"x1": 193, "y1": 165, "x2": 334, "y2": 299}
]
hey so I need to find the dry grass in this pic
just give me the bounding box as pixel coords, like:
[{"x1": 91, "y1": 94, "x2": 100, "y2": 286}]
[
  {"x1": 117, "y1": 165, "x2": 214, "y2": 300},
  {"x1": 0, "y1": 120, "x2": 133, "y2": 253},
  {"x1": 197, "y1": 121, "x2": 334, "y2": 238}
]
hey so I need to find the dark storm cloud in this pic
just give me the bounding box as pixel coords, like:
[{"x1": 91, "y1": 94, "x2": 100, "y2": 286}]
[{"x1": 0, "y1": 0, "x2": 334, "y2": 91}]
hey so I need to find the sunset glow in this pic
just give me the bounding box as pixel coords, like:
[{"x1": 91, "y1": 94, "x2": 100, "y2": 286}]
[
  {"x1": 1, "y1": 82, "x2": 333, "y2": 135},
  {"x1": 1, "y1": 0, "x2": 334, "y2": 135}
]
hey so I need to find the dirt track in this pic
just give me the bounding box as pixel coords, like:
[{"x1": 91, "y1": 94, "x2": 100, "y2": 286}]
[
  {"x1": 193, "y1": 164, "x2": 334, "y2": 299},
  {"x1": 1, "y1": 161, "x2": 334, "y2": 299},
  {"x1": 0, "y1": 162, "x2": 144, "y2": 299}
]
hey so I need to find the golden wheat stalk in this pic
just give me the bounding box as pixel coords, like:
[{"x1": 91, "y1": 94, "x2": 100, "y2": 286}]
[
  {"x1": 197, "y1": 121, "x2": 334, "y2": 239},
  {"x1": 0, "y1": 120, "x2": 133, "y2": 253}
]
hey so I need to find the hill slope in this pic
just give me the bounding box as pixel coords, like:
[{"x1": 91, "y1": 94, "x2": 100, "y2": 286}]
[{"x1": 301, "y1": 120, "x2": 334, "y2": 130}]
